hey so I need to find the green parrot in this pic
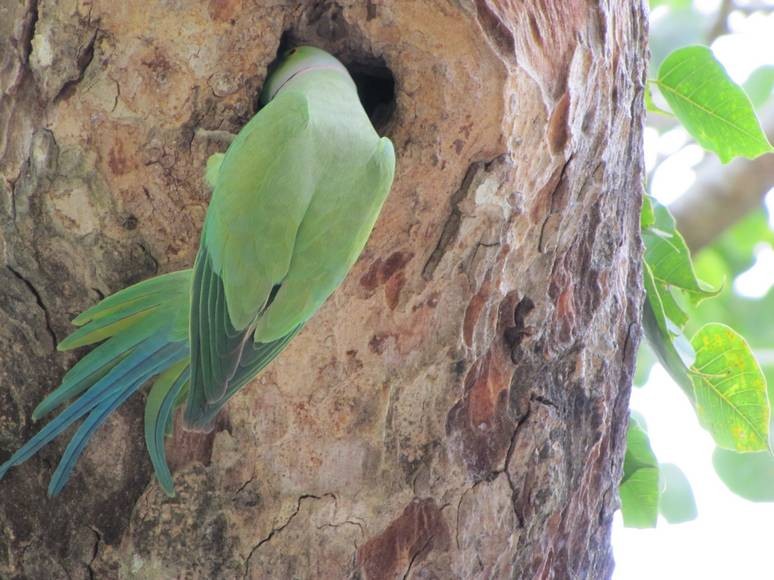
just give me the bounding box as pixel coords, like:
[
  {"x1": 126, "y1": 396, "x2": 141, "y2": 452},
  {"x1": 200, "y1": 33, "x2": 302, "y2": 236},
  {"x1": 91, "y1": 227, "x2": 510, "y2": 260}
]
[{"x1": 0, "y1": 46, "x2": 395, "y2": 497}]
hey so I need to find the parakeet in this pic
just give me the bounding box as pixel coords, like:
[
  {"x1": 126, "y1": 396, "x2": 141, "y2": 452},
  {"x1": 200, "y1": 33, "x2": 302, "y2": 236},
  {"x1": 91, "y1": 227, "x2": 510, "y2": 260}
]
[{"x1": 0, "y1": 46, "x2": 395, "y2": 497}]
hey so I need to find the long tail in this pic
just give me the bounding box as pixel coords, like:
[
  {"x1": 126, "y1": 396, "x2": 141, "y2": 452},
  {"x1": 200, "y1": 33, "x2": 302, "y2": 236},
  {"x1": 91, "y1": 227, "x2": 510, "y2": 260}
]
[
  {"x1": 0, "y1": 271, "x2": 191, "y2": 497},
  {"x1": 1, "y1": 269, "x2": 301, "y2": 497}
]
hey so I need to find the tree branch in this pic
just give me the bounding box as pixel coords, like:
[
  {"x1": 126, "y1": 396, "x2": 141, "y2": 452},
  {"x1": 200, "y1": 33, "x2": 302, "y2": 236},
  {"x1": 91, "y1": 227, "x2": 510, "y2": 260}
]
[
  {"x1": 706, "y1": 0, "x2": 733, "y2": 44},
  {"x1": 670, "y1": 106, "x2": 774, "y2": 253}
]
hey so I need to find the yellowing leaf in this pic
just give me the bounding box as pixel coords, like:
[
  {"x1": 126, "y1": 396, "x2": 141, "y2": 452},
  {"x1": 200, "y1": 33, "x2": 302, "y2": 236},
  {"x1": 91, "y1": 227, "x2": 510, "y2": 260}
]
[{"x1": 690, "y1": 323, "x2": 770, "y2": 452}]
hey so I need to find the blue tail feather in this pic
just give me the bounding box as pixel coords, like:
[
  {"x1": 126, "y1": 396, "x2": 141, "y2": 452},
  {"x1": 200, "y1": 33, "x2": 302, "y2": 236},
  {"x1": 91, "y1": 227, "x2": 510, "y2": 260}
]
[
  {"x1": 145, "y1": 366, "x2": 190, "y2": 496},
  {"x1": 47, "y1": 377, "x2": 145, "y2": 497},
  {"x1": 0, "y1": 337, "x2": 181, "y2": 478},
  {"x1": 1, "y1": 270, "x2": 194, "y2": 495},
  {"x1": 34, "y1": 319, "x2": 161, "y2": 419},
  {"x1": 47, "y1": 343, "x2": 187, "y2": 496}
]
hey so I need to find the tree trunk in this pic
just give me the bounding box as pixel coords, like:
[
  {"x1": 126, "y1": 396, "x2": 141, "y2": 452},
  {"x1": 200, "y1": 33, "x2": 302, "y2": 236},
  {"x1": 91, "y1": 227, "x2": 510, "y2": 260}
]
[{"x1": 0, "y1": 1, "x2": 647, "y2": 578}]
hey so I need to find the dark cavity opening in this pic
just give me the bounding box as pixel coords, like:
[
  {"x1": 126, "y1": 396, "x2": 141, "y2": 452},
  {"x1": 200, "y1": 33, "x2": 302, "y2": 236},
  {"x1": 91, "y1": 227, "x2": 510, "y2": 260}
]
[
  {"x1": 348, "y1": 59, "x2": 395, "y2": 133},
  {"x1": 259, "y1": 34, "x2": 396, "y2": 132}
]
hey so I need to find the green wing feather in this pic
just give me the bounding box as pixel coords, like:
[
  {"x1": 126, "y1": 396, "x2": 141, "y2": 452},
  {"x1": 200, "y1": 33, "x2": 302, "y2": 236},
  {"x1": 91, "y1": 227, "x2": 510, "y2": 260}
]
[
  {"x1": 255, "y1": 135, "x2": 396, "y2": 340},
  {"x1": 186, "y1": 244, "x2": 253, "y2": 426},
  {"x1": 183, "y1": 324, "x2": 302, "y2": 430},
  {"x1": 204, "y1": 90, "x2": 314, "y2": 329},
  {"x1": 184, "y1": 90, "x2": 315, "y2": 428}
]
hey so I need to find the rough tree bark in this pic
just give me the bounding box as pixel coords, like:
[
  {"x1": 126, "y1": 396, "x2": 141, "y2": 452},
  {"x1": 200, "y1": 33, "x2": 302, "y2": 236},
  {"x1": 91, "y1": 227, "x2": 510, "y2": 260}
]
[{"x1": 0, "y1": 1, "x2": 646, "y2": 578}]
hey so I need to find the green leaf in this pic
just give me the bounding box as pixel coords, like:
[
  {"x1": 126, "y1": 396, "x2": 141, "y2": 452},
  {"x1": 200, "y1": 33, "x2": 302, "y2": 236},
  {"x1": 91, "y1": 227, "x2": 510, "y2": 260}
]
[
  {"x1": 641, "y1": 197, "x2": 727, "y2": 400},
  {"x1": 621, "y1": 416, "x2": 660, "y2": 528},
  {"x1": 658, "y1": 281, "x2": 689, "y2": 329},
  {"x1": 634, "y1": 341, "x2": 656, "y2": 388},
  {"x1": 621, "y1": 469, "x2": 660, "y2": 528},
  {"x1": 690, "y1": 323, "x2": 770, "y2": 452},
  {"x1": 744, "y1": 65, "x2": 774, "y2": 109},
  {"x1": 641, "y1": 194, "x2": 655, "y2": 230},
  {"x1": 692, "y1": 248, "x2": 729, "y2": 293},
  {"x1": 643, "y1": 197, "x2": 720, "y2": 302},
  {"x1": 642, "y1": 262, "x2": 695, "y2": 397},
  {"x1": 658, "y1": 463, "x2": 697, "y2": 523},
  {"x1": 649, "y1": 0, "x2": 691, "y2": 9},
  {"x1": 655, "y1": 45, "x2": 773, "y2": 163},
  {"x1": 713, "y1": 448, "x2": 774, "y2": 502},
  {"x1": 645, "y1": 83, "x2": 672, "y2": 117}
]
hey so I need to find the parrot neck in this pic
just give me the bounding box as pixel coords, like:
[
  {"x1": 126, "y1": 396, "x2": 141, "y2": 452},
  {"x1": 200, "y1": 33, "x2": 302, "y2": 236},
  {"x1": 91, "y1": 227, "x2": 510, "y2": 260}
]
[{"x1": 270, "y1": 65, "x2": 352, "y2": 100}]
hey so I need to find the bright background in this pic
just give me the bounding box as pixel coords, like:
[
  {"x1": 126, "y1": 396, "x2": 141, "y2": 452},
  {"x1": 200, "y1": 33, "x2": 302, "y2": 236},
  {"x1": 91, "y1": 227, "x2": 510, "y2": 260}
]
[{"x1": 612, "y1": 1, "x2": 774, "y2": 578}]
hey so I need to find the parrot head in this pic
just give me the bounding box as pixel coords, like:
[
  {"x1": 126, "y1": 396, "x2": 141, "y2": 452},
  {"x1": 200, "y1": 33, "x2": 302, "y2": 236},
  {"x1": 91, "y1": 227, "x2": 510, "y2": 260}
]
[{"x1": 260, "y1": 46, "x2": 350, "y2": 105}]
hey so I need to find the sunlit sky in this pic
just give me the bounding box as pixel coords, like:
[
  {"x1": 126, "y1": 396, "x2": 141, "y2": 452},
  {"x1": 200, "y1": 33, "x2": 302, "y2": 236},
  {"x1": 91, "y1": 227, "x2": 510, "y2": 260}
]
[{"x1": 612, "y1": 3, "x2": 774, "y2": 579}]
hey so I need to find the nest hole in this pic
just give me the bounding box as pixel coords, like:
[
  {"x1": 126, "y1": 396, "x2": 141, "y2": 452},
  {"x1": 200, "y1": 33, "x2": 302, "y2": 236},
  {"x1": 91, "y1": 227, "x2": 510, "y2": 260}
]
[
  {"x1": 348, "y1": 60, "x2": 395, "y2": 133},
  {"x1": 261, "y1": 33, "x2": 396, "y2": 132}
]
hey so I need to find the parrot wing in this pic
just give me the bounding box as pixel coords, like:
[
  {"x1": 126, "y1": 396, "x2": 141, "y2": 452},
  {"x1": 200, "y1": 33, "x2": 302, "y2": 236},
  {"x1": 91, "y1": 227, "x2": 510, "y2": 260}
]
[
  {"x1": 253, "y1": 134, "x2": 396, "y2": 341},
  {"x1": 184, "y1": 90, "x2": 315, "y2": 429}
]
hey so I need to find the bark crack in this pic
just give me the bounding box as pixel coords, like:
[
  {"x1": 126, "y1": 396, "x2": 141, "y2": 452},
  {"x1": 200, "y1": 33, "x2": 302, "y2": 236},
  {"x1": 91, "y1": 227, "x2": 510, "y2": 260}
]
[
  {"x1": 538, "y1": 155, "x2": 573, "y2": 254},
  {"x1": 502, "y1": 408, "x2": 532, "y2": 527},
  {"x1": 136, "y1": 241, "x2": 159, "y2": 274},
  {"x1": 242, "y1": 493, "x2": 332, "y2": 579},
  {"x1": 85, "y1": 526, "x2": 101, "y2": 580},
  {"x1": 7, "y1": 265, "x2": 57, "y2": 347},
  {"x1": 9, "y1": 166, "x2": 23, "y2": 221},
  {"x1": 232, "y1": 475, "x2": 256, "y2": 500},
  {"x1": 422, "y1": 161, "x2": 484, "y2": 280},
  {"x1": 22, "y1": 0, "x2": 40, "y2": 66},
  {"x1": 530, "y1": 393, "x2": 559, "y2": 411},
  {"x1": 455, "y1": 480, "x2": 482, "y2": 550},
  {"x1": 401, "y1": 534, "x2": 434, "y2": 580},
  {"x1": 498, "y1": 392, "x2": 561, "y2": 528},
  {"x1": 110, "y1": 78, "x2": 120, "y2": 112},
  {"x1": 53, "y1": 28, "x2": 98, "y2": 103},
  {"x1": 621, "y1": 320, "x2": 639, "y2": 363},
  {"x1": 316, "y1": 519, "x2": 365, "y2": 537}
]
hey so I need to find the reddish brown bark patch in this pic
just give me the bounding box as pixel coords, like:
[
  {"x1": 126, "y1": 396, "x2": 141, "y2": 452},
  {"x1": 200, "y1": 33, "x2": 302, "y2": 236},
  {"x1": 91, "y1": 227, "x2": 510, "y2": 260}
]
[
  {"x1": 384, "y1": 271, "x2": 406, "y2": 310},
  {"x1": 360, "y1": 251, "x2": 414, "y2": 291},
  {"x1": 448, "y1": 291, "x2": 535, "y2": 477},
  {"x1": 369, "y1": 332, "x2": 396, "y2": 355},
  {"x1": 208, "y1": 0, "x2": 243, "y2": 22},
  {"x1": 462, "y1": 282, "x2": 491, "y2": 347},
  {"x1": 108, "y1": 140, "x2": 132, "y2": 175},
  {"x1": 357, "y1": 498, "x2": 450, "y2": 580},
  {"x1": 547, "y1": 91, "x2": 571, "y2": 154},
  {"x1": 360, "y1": 251, "x2": 414, "y2": 308},
  {"x1": 446, "y1": 346, "x2": 515, "y2": 477}
]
